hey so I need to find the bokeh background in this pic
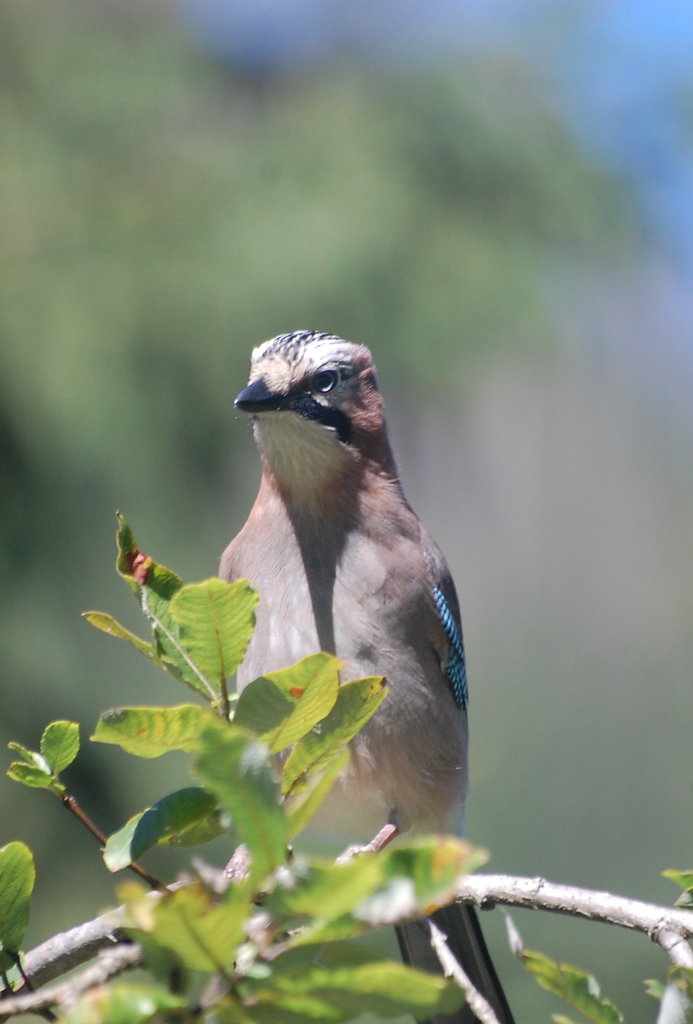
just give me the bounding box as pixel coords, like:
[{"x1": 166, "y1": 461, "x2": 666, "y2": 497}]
[{"x1": 1, "y1": 0, "x2": 692, "y2": 1019}]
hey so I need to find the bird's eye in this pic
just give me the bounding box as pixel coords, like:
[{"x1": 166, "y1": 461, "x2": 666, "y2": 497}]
[{"x1": 312, "y1": 369, "x2": 339, "y2": 394}]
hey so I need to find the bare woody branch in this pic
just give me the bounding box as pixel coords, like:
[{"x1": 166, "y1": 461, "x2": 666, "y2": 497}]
[
  {"x1": 0, "y1": 944, "x2": 142, "y2": 1022},
  {"x1": 455, "y1": 874, "x2": 693, "y2": 968},
  {"x1": 9, "y1": 907, "x2": 129, "y2": 993},
  {"x1": 1, "y1": 872, "x2": 691, "y2": 1019}
]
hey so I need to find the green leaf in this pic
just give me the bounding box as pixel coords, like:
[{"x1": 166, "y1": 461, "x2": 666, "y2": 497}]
[
  {"x1": 83, "y1": 611, "x2": 157, "y2": 662},
  {"x1": 285, "y1": 749, "x2": 349, "y2": 840},
  {"x1": 40, "y1": 720, "x2": 80, "y2": 774},
  {"x1": 282, "y1": 676, "x2": 386, "y2": 796},
  {"x1": 92, "y1": 704, "x2": 216, "y2": 758},
  {"x1": 0, "y1": 842, "x2": 36, "y2": 956},
  {"x1": 168, "y1": 578, "x2": 259, "y2": 686},
  {"x1": 158, "y1": 809, "x2": 226, "y2": 849},
  {"x1": 113, "y1": 515, "x2": 218, "y2": 699},
  {"x1": 122, "y1": 881, "x2": 250, "y2": 974},
  {"x1": 266, "y1": 855, "x2": 385, "y2": 927},
  {"x1": 663, "y1": 869, "x2": 693, "y2": 908},
  {"x1": 115, "y1": 513, "x2": 183, "y2": 599},
  {"x1": 7, "y1": 742, "x2": 50, "y2": 774},
  {"x1": 523, "y1": 950, "x2": 624, "y2": 1024},
  {"x1": 358, "y1": 837, "x2": 489, "y2": 926},
  {"x1": 7, "y1": 735, "x2": 62, "y2": 792},
  {"x1": 235, "y1": 653, "x2": 340, "y2": 752},
  {"x1": 59, "y1": 982, "x2": 187, "y2": 1024},
  {"x1": 268, "y1": 838, "x2": 487, "y2": 949},
  {"x1": 144, "y1": 576, "x2": 216, "y2": 700},
  {"x1": 6, "y1": 761, "x2": 60, "y2": 792},
  {"x1": 6, "y1": 742, "x2": 40, "y2": 765},
  {"x1": 194, "y1": 720, "x2": 287, "y2": 880},
  {"x1": 644, "y1": 979, "x2": 666, "y2": 1001},
  {"x1": 103, "y1": 788, "x2": 223, "y2": 871},
  {"x1": 244, "y1": 962, "x2": 464, "y2": 1022}
]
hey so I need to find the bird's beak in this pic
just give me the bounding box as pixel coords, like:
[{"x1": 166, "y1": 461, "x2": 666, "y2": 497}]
[{"x1": 235, "y1": 378, "x2": 284, "y2": 412}]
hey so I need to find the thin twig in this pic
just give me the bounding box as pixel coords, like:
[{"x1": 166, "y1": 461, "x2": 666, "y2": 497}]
[
  {"x1": 428, "y1": 919, "x2": 501, "y2": 1024},
  {"x1": 61, "y1": 793, "x2": 164, "y2": 889}
]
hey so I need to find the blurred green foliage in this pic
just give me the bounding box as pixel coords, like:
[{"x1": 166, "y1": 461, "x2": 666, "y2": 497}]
[{"x1": 0, "y1": 0, "x2": 633, "y2": 733}]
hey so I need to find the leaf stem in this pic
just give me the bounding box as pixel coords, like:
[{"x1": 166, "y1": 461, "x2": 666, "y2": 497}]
[{"x1": 219, "y1": 676, "x2": 231, "y2": 722}]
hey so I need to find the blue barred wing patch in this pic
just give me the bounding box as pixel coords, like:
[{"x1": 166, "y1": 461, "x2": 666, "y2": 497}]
[{"x1": 432, "y1": 585, "x2": 468, "y2": 710}]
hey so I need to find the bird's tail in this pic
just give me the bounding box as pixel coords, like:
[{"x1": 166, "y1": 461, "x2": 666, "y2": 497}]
[{"x1": 395, "y1": 902, "x2": 515, "y2": 1024}]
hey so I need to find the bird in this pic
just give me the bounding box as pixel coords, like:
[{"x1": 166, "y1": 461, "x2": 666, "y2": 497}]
[{"x1": 219, "y1": 330, "x2": 514, "y2": 1024}]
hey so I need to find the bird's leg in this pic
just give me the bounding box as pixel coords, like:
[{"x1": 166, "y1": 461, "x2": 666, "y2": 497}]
[
  {"x1": 365, "y1": 821, "x2": 400, "y2": 852},
  {"x1": 336, "y1": 818, "x2": 400, "y2": 863}
]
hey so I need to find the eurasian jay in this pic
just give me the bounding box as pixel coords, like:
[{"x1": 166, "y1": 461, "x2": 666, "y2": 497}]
[{"x1": 220, "y1": 330, "x2": 514, "y2": 1024}]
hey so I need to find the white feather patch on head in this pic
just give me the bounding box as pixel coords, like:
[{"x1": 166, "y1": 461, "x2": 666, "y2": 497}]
[{"x1": 250, "y1": 331, "x2": 363, "y2": 393}]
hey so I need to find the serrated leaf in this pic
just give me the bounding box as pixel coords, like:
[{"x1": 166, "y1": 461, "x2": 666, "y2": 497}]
[
  {"x1": 6, "y1": 762, "x2": 60, "y2": 791},
  {"x1": 244, "y1": 962, "x2": 464, "y2": 1022},
  {"x1": 523, "y1": 950, "x2": 624, "y2": 1024},
  {"x1": 285, "y1": 749, "x2": 349, "y2": 840},
  {"x1": 123, "y1": 881, "x2": 249, "y2": 973},
  {"x1": 59, "y1": 982, "x2": 187, "y2": 1024},
  {"x1": 168, "y1": 578, "x2": 259, "y2": 685},
  {"x1": 0, "y1": 842, "x2": 35, "y2": 954},
  {"x1": 235, "y1": 653, "x2": 341, "y2": 753},
  {"x1": 40, "y1": 720, "x2": 80, "y2": 774},
  {"x1": 83, "y1": 611, "x2": 157, "y2": 662},
  {"x1": 194, "y1": 721, "x2": 287, "y2": 880},
  {"x1": 92, "y1": 704, "x2": 215, "y2": 758},
  {"x1": 103, "y1": 788, "x2": 222, "y2": 871},
  {"x1": 282, "y1": 676, "x2": 386, "y2": 796}
]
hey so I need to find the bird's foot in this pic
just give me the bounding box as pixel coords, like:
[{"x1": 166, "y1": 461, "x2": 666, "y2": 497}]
[{"x1": 336, "y1": 822, "x2": 400, "y2": 864}]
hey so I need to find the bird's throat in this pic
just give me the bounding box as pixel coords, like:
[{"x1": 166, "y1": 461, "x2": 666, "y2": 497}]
[{"x1": 253, "y1": 411, "x2": 352, "y2": 503}]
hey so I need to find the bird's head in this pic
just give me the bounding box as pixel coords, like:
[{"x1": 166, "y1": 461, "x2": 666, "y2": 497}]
[{"x1": 235, "y1": 330, "x2": 396, "y2": 498}]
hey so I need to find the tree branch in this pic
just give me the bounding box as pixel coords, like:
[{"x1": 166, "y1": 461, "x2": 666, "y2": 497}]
[
  {"x1": 0, "y1": 944, "x2": 142, "y2": 1021},
  {"x1": 6, "y1": 907, "x2": 129, "y2": 993},
  {"x1": 3, "y1": 872, "x2": 691, "y2": 1011},
  {"x1": 455, "y1": 874, "x2": 693, "y2": 968},
  {"x1": 427, "y1": 919, "x2": 501, "y2": 1024}
]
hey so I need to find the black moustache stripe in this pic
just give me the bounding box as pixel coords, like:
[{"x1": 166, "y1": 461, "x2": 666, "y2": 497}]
[{"x1": 286, "y1": 394, "x2": 352, "y2": 445}]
